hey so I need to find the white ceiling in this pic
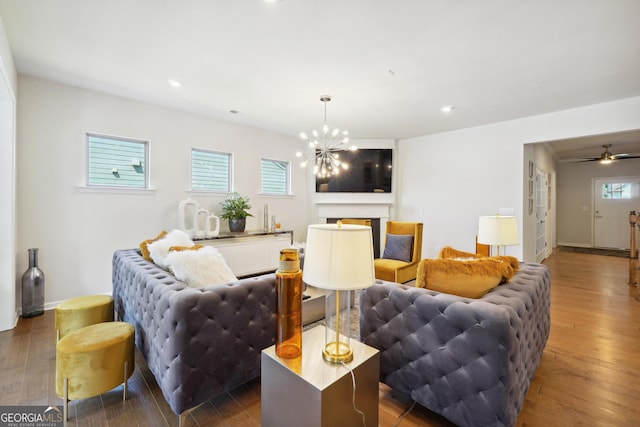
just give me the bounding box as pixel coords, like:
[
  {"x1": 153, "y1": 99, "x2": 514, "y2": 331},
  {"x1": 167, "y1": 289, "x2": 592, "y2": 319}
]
[{"x1": 1, "y1": 0, "x2": 639, "y2": 158}]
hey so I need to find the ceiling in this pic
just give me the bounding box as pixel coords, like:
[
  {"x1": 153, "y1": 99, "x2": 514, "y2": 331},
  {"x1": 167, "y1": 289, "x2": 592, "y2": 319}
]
[{"x1": 1, "y1": 0, "x2": 639, "y2": 158}]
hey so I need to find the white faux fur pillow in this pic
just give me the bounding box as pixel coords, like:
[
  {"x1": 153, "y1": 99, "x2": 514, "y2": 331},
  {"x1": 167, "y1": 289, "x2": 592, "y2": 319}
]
[
  {"x1": 147, "y1": 229, "x2": 194, "y2": 268},
  {"x1": 164, "y1": 246, "x2": 237, "y2": 288}
]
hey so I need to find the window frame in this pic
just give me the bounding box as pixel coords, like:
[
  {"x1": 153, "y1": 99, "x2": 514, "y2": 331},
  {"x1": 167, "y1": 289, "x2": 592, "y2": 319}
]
[
  {"x1": 190, "y1": 148, "x2": 233, "y2": 193},
  {"x1": 260, "y1": 157, "x2": 291, "y2": 196},
  {"x1": 86, "y1": 133, "x2": 149, "y2": 189}
]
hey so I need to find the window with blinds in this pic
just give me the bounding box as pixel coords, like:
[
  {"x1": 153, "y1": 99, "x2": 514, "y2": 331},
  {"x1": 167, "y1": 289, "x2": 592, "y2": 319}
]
[
  {"x1": 87, "y1": 133, "x2": 148, "y2": 188},
  {"x1": 261, "y1": 158, "x2": 290, "y2": 195},
  {"x1": 191, "y1": 148, "x2": 232, "y2": 192}
]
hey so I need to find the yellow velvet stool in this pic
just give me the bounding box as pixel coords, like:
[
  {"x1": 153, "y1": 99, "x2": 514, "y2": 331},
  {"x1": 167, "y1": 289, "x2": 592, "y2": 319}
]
[
  {"x1": 55, "y1": 295, "x2": 114, "y2": 342},
  {"x1": 56, "y1": 321, "x2": 135, "y2": 421}
]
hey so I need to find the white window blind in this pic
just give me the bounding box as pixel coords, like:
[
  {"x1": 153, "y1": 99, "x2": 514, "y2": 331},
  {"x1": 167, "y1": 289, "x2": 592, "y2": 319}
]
[
  {"x1": 191, "y1": 149, "x2": 232, "y2": 192},
  {"x1": 261, "y1": 158, "x2": 290, "y2": 195},
  {"x1": 87, "y1": 133, "x2": 148, "y2": 188}
]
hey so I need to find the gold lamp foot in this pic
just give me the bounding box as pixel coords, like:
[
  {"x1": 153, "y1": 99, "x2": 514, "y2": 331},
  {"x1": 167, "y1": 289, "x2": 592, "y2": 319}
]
[{"x1": 323, "y1": 341, "x2": 353, "y2": 364}]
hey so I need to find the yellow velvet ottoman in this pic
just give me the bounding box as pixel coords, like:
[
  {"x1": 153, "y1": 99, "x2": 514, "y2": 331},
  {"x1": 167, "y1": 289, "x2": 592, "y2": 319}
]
[
  {"x1": 55, "y1": 295, "x2": 114, "y2": 341},
  {"x1": 56, "y1": 321, "x2": 135, "y2": 421}
]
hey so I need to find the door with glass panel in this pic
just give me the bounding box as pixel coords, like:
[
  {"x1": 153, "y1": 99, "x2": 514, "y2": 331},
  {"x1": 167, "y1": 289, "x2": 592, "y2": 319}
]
[
  {"x1": 535, "y1": 170, "x2": 548, "y2": 263},
  {"x1": 593, "y1": 177, "x2": 640, "y2": 249}
]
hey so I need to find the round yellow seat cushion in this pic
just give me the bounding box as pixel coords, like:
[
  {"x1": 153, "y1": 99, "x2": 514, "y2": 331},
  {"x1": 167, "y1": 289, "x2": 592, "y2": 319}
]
[
  {"x1": 56, "y1": 322, "x2": 135, "y2": 400},
  {"x1": 55, "y1": 295, "x2": 114, "y2": 340}
]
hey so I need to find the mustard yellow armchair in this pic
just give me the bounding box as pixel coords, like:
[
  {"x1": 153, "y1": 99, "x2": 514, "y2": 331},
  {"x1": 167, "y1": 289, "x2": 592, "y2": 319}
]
[{"x1": 374, "y1": 221, "x2": 423, "y2": 283}]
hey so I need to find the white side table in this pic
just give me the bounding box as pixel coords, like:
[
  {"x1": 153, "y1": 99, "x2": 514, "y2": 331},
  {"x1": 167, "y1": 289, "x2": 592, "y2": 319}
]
[{"x1": 261, "y1": 325, "x2": 379, "y2": 427}]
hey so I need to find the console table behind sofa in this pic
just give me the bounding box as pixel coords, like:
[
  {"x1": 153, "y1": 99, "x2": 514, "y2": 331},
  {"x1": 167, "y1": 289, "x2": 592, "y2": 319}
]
[{"x1": 194, "y1": 229, "x2": 293, "y2": 277}]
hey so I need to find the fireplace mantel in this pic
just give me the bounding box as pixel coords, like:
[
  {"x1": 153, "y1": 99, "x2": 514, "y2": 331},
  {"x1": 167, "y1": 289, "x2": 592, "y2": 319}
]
[
  {"x1": 315, "y1": 203, "x2": 392, "y2": 253},
  {"x1": 316, "y1": 203, "x2": 391, "y2": 220}
]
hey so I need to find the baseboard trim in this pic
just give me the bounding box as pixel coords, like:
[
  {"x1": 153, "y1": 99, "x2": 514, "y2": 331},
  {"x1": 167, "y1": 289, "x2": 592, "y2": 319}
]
[{"x1": 557, "y1": 242, "x2": 592, "y2": 248}]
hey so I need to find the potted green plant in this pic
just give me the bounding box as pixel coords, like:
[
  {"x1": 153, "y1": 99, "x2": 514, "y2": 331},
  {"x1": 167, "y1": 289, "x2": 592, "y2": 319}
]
[{"x1": 220, "y1": 192, "x2": 254, "y2": 232}]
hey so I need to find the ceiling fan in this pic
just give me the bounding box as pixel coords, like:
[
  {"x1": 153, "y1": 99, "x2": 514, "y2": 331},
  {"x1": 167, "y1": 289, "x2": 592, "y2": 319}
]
[{"x1": 564, "y1": 144, "x2": 640, "y2": 164}]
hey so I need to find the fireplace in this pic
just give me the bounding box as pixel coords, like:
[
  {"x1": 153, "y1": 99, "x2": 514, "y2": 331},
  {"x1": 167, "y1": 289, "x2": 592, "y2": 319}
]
[
  {"x1": 316, "y1": 202, "x2": 391, "y2": 260},
  {"x1": 327, "y1": 218, "x2": 381, "y2": 258}
]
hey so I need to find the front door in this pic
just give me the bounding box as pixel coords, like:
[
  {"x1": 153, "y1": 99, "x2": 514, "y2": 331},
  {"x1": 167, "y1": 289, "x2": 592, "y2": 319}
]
[{"x1": 593, "y1": 176, "x2": 640, "y2": 249}]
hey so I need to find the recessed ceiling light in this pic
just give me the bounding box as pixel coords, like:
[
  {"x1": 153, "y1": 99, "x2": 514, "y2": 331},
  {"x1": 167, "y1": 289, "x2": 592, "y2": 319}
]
[
  {"x1": 229, "y1": 110, "x2": 239, "y2": 114},
  {"x1": 441, "y1": 105, "x2": 454, "y2": 113},
  {"x1": 168, "y1": 79, "x2": 182, "y2": 88}
]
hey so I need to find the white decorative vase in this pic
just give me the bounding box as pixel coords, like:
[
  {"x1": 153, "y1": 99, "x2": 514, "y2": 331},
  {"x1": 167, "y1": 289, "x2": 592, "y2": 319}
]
[
  {"x1": 207, "y1": 215, "x2": 220, "y2": 237},
  {"x1": 178, "y1": 198, "x2": 199, "y2": 236},
  {"x1": 194, "y1": 208, "x2": 210, "y2": 237}
]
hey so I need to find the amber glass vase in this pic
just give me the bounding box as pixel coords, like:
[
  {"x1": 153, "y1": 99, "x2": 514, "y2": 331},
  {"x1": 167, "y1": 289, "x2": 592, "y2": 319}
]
[{"x1": 275, "y1": 248, "x2": 302, "y2": 358}]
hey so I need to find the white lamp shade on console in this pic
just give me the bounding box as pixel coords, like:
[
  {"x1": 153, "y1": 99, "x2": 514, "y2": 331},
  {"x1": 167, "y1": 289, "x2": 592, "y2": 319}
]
[
  {"x1": 303, "y1": 223, "x2": 375, "y2": 363},
  {"x1": 477, "y1": 215, "x2": 520, "y2": 256}
]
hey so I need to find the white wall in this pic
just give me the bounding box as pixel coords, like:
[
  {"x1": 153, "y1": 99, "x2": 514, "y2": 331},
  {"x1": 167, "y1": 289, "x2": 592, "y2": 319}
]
[
  {"x1": 11, "y1": 71, "x2": 640, "y2": 322},
  {"x1": 398, "y1": 96, "x2": 640, "y2": 262},
  {"x1": 17, "y1": 75, "x2": 309, "y2": 307},
  {"x1": 556, "y1": 158, "x2": 640, "y2": 247},
  {"x1": 0, "y1": 13, "x2": 17, "y2": 331}
]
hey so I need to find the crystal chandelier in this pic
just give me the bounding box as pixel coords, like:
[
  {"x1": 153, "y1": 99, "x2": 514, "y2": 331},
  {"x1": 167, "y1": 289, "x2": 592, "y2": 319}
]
[{"x1": 296, "y1": 95, "x2": 357, "y2": 178}]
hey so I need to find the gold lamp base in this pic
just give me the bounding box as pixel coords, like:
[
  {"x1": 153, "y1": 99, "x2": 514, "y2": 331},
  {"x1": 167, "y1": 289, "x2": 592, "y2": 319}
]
[{"x1": 322, "y1": 341, "x2": 353, "y2": 364}]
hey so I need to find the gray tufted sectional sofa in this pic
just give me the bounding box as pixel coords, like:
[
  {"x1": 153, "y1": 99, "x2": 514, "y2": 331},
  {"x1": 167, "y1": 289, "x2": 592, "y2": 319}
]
[
  {"x1": 360, "y1": 262, "x2": 551, "y2": 427},
  {"x1": 112, "y1": 248, "x2": 276, "y2": 418}
]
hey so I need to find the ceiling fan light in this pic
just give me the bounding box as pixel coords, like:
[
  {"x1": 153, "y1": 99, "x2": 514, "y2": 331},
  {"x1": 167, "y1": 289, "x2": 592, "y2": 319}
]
[{"x1": 598, "y1": 144, "x2": 616, "y2": 164}]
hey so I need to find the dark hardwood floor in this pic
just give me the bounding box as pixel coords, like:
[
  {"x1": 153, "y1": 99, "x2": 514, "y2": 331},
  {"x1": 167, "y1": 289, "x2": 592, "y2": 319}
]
[{"x1": 1, "y1": 250, "x2": 638, "y2": 426}]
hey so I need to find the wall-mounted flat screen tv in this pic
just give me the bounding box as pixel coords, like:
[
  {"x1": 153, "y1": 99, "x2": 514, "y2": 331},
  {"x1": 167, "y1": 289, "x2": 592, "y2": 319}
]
[{"x1": 315, "y1": 148, "x2": 392, "y2": 193}]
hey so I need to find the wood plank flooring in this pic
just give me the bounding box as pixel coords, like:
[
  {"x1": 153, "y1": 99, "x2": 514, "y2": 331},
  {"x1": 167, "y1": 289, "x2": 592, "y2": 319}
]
[{"x1": 1, "y1": 250, "x2": 638, "y2": 426}]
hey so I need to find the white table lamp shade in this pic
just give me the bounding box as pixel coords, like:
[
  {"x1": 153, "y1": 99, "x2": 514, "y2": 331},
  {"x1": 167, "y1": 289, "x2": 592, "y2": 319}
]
[
  {"x1": 477, "y1": 215, "x2": 520, "y2": 246},
  {"x1": 303, "y1": 224, "x2": 375, "y2": 291}
]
